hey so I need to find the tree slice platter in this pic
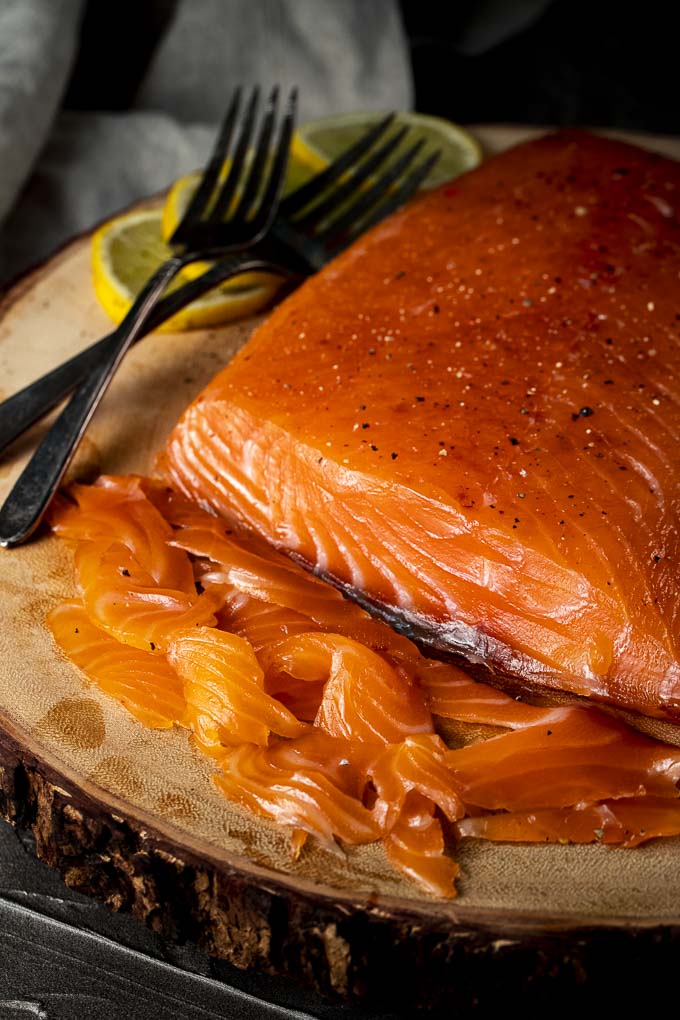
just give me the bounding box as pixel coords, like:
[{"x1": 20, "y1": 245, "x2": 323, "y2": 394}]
[{"x1": 1, "y1": 128, "x2": 679, "y2": 1012}]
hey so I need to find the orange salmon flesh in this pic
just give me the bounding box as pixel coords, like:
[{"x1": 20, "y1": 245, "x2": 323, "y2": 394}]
[{"x1": 164, "y1": 131, "x2": 680, "y2": 724}]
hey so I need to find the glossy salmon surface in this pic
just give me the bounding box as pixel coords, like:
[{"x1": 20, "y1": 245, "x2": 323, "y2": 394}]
[{"x1": 164, "y1": 131, "x2": 680, "y2": 723}]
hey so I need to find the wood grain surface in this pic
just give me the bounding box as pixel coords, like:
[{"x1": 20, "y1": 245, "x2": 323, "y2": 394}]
[{"x1": 1, "y1": 126, "x2": 679, "y2": 1012}]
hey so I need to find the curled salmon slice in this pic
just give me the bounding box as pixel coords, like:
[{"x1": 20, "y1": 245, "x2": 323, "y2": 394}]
[
  {"x1": 49, "y1": 475, "x2": 195, "y2": 593},
  {"x1": 367, "y1": 736, "x2": 463, "y2": 897},
  {"x1": 215, "y1": 741, "x2": 381, "y2": 852},
  {"x1": 48, "y1": 600, "x2": 185, "y2": 729},
  {"x1": 446, "y1": 706, "x2": 680, "y2": 810},
  {"x1": 219, "y1": 593, "x2": 326, "y2": 718},
  {"x1": 168, "y1": 627, "x2": 307, "y2": 756},
  {"x1": 383, "y1": 792, "x2": 460, "y2": 899},
  {"x1": 266, "y1": 729, "x2": 373, "y2": 797},
  {"x1": 75, "y1": 540, "x2": 217, "y2": 653},
  {"x1": 368, "y1": 734, "x2": 463, "y2": 830},
  {"x1": 266, "y1": 632, "x2": 433, "y2": 744},
  {"x1": 265, "y1": 672, "x2": 326, "y2": 723},
  {"x1": 220, "y1": 591, "x2": 321, "y2": 661},
  {"x1": 456, "y1": 797, "x2": 680, "y2": 847}
]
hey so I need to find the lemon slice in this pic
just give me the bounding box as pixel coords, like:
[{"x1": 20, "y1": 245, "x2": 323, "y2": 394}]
[
  {"x1": 91, "y1": 209, "x2": 282, "y2": 331},
  {"x1": 93, "y1": 114, "x2": 481, "y2": 332},
  {"x1": 292, "y1": 111, "x2": 482, "y2": 190}
]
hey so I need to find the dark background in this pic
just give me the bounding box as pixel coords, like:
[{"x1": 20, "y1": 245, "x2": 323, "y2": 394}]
[{"x1": 64, "y1": 0, "x2": 678, "y2": 134}]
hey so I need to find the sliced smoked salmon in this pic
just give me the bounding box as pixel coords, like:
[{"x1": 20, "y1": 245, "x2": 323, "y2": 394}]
[
  {"x1": 367, "y1": 734, "x2": 462, "y2": 830},
  {"x1": 47, "y1": 459, "x2": 680, "y2": 899},
  {"x1": 455, "y1": 797, "x2": 680, "y2": 847},
  {"x1": 215, "y1": 740, "x2": 381, "y2": 852},
  {"x1": 163, "y1": 131, "x2": 680, "y2": 724},
  {"x1": 74, "y1": 539, "x2": 217, "y2": 653},
  {"x1": 384, "y1": 792, "x2": 460, "y2": 899},
  {"x1": 167, "y1": 627, "x2": 307, "y2": 756},
  {"x1": 48, "y1": 600, "x2": 186, "y2": 729},
  {"x1": 50, "y1": 476, "x2": 195, "y2": 593},
  {"x1": 267, "y1": 632, "x2": 433, "y2": 744},
  {"x1": 445, "y1": 706, "x2": 680, "y2": 810}
]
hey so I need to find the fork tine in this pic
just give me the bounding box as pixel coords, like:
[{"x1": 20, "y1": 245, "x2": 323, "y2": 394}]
[
  {"x1": 315, "y1": 139, "x2": 426, "y2": 243},
  {"x1": 338, "y1": 150, "x2": 442, "y2": 250},
  {"x1": 169, "y1": 86, "x2": 242, "y2": 244},
  {"x1": 246, "y1": 88, "x2": 298, "y2": 240},
  {"x1": 209, "y1": 85, "x2": 261, "y2": 222},
  {"x1": 291, "y1": 126, "x2": 410, "y2": 231},
  {"x1": 278, "y1": 113, "x2": 396, "y2": 218},
  {"x1": 222, "y1": 85, "x2": 279, "y2": 224}
]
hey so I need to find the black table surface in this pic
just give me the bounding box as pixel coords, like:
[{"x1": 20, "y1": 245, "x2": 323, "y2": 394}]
[{"x1": 0, "y1": 819, "x2": 403, "y2": 1020}]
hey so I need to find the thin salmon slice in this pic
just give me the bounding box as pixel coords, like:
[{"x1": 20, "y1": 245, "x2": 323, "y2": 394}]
[
  {"x1": 50, "y1": 475, "x2": 195, "y2": 593},
  {"x1": 164, "y1": 131, "x2": 680, "y2": 724},
  {"x1": 219, "y1": 595, "x2": 325, "y2": 718},
  {"x1": 75, "y1": 539, "x2": 217, "y2": 653},
  {"x1": 384, "y1": 792, "x2": 460, "y2": 899},
  {"x1": 167, "y1": 627, "x2": 307, "y2": 756},
  {"x1": 48, "y1": 600, "x2": 185, "y2": 729},
  {"x1": 215, "y1": 740, "x2": 381, "y2": 852},
  {"x1": 367, "y1": 734, "x2": 462, "y2": 829},
  {"x1": 446, "y1": 706, "x2": 680, "y2": 810},
  {"x1": 219, "y1": 591, "x2": 321, "y2": 655},
  {"x1": 417, "y1": 659, "x2": 553, "y2": 729},
  {"x1": 266, "y1": 632, "x2": 433, "y2": 744},
  {"x1": 456, "y1": 797, "x2": 680, "y2": 847}
]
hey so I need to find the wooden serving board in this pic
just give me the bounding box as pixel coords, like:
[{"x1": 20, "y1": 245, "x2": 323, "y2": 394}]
[{"x1": 1, "y1": 127, "x2": 679, "y2": 1012}]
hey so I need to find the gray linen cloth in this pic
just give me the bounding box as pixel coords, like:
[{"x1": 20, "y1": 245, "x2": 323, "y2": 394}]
[{"x1": 0, "y1": 0, "x2": 412, "y2": 283}]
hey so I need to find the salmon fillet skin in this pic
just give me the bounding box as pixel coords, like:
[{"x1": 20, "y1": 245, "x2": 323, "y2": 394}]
[{"x1": 164, "y1": 130, "x2": 680, "y2": 723}]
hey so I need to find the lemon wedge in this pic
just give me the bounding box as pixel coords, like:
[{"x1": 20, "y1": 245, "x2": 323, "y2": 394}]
[{"x1": 91, "y1": 209, "x2": 282, "y2": 331}]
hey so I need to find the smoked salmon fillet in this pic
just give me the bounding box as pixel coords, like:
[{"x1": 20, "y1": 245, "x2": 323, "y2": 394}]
[{"x1": 164, "y1": 131, "x2": 680, "y2": 724}]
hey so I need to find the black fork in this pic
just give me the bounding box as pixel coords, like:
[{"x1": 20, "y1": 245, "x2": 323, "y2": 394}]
[
  {"x1": 0, "y1": 114, "x2": 439, "y2": 546},
  {"x1": 0, "y1": 86, "x2": 297, "y2": 547}
]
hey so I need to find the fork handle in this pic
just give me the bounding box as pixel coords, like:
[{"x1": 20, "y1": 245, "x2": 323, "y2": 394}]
[
  {"x1": 0, "y1": 254, "x2": 190, "y2": 546},
  {"x1": 0, "y1": 251, "x2": 291, "y2": 547},
  {"x1": 0, "y1": 255, "x2": 288, "y2": 455}
]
